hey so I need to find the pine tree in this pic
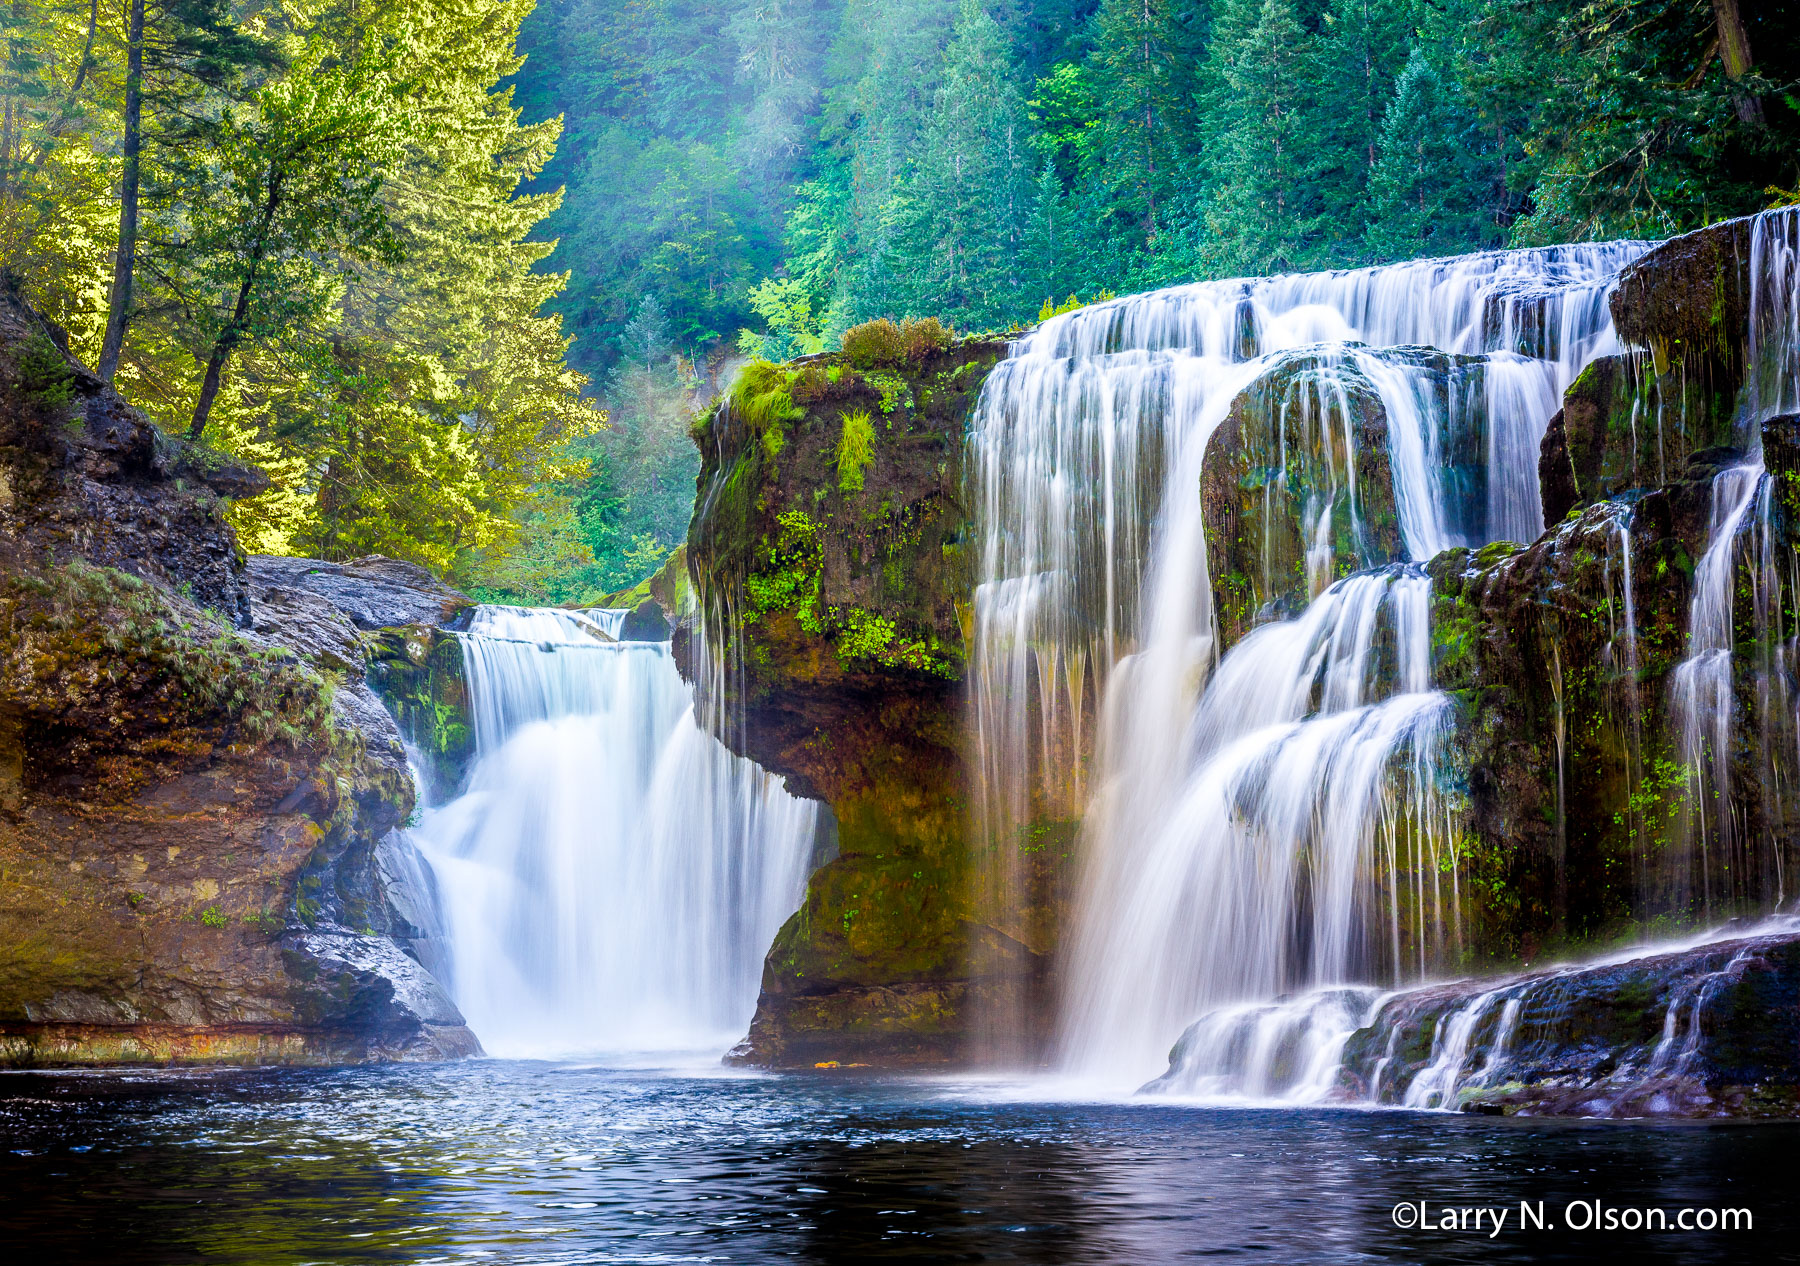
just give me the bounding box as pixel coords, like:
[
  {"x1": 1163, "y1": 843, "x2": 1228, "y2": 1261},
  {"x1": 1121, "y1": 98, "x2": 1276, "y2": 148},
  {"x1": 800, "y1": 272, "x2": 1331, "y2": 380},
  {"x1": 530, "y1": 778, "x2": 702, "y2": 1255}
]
[
  {"x1": 891, "y1": 0, "x2": 1032, "y2": 326},
  {"x1": 1200, "y1": 0, "x2": 1323, "y2": 275}
]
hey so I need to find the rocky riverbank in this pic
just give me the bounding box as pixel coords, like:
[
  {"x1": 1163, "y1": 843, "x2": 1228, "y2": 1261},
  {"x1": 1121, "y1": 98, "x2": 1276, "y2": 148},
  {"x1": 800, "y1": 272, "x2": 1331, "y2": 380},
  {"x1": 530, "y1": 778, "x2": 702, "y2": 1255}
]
[{"x1": 0, "y1": 287, "x2": 477, "y2": 1065}]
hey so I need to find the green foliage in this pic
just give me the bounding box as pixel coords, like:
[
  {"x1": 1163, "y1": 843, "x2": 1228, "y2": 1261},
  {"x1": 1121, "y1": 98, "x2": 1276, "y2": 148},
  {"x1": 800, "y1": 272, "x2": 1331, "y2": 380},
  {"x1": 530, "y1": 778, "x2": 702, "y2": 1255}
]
[
  {"x1": 13, "y1": 330, "x2": 74, "y2": 410},
  {"x1": 841, "y1": 318, "x2": 906, "y2": 368},
  {"x1": 0, "y1": 0, "x2": 599, "y2": 582},
  {"x1": 199, "y1": 905, "x2": 230, "y2": 928},
  {"x1": 901, "y1": 316, "x2": 950, "y2": 359},
  {"x1": 730, "y1": 359, "x2": 805, "y2": 433},
  {"x1": 836, "y1": 409, "x2": 875, "y2": 493},
  {"x1": 240, "y1": 910, "x2": 284, "y2": 934},
  {"x1": 738, "y1": 277, "x2": 829, "y2": 360},
  {"x1": 746, "y1": 508, "x2": 825, "y2": 632}
]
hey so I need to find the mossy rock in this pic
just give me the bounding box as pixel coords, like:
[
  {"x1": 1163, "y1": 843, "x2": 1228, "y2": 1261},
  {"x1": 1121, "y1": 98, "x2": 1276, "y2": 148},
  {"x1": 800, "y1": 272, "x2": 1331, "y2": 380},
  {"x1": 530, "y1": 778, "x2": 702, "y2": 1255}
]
[{"x1": 687, "y1": 334, "x2": 1072, "y2": 1066}]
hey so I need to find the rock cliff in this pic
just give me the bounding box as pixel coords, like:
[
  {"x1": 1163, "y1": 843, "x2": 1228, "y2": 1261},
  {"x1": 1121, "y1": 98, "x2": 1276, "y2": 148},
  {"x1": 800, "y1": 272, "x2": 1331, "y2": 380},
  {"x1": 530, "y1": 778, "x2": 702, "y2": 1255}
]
[
  {"x1": 684, "y1": 325, "x2": 1060, "y2": 1067},
  {"x1": 0, "y1": 288, "x2": 476, "y2": 1064}
]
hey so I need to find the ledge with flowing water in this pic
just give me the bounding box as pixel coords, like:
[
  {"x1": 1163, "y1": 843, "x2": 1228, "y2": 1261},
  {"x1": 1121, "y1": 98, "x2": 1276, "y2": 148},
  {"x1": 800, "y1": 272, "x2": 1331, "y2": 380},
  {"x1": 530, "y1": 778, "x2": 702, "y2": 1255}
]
[
  {"x1": 1151, "y1": 915, "x2": 1800, "y2": 1118},
  {"x1": 677, "y1": 210, "x2": 1800, "y2": 1107}
]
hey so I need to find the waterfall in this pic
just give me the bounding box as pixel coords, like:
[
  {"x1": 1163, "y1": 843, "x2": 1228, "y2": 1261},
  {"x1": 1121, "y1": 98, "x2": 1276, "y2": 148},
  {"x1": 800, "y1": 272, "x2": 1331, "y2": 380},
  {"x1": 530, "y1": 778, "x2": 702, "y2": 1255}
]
[
  {"x1": 407, "y1": 606, "x2": 821, "y2": 1059},
  {"x1": 1128, "y1": 209, "x2": 1800, "y2": 1109},
  {"x1": 1662, "y1": 207, "x2": 1800, "y2": 918},
  {"x1": 969, "y1": 241, "x2": 1649, "y2": 1083}
]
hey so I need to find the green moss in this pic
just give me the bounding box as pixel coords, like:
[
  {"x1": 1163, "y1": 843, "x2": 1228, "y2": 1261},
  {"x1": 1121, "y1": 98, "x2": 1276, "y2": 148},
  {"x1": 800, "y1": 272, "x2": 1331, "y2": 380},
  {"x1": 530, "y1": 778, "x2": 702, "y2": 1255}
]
[
  {"x1": 836, "y1": 409, "x2": 875, "y2": 493},
  {"x1": 1, "y1": 562, "x2": 344, "y2": 757},
  {"x1": 841, "y1": 318, "x2": 905, "y2": 368},
  {"x1": 729, "y1": 360, "x2": 804, "y2": 435}
]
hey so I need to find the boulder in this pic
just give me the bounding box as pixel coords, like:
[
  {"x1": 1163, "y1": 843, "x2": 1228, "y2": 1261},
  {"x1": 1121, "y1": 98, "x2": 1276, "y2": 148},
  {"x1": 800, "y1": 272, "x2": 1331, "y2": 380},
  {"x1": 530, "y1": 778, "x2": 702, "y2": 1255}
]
[{"x1": 247, "y1": 554, "x2": 471, "y2": 631}]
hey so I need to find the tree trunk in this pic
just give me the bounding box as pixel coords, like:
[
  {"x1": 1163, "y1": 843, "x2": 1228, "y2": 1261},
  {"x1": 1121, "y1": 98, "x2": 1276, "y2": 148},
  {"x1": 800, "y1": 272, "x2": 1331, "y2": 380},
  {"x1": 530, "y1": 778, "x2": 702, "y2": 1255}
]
[
  {"x1": 97, "y1": 0, "x2": 144, "y2": 382},
  {"x1": 188, "y1": 277, "x2": 253, "y2": 440},
  {"x1": 1711, "y1": 0, "x2": 1763, "y2": 124}
]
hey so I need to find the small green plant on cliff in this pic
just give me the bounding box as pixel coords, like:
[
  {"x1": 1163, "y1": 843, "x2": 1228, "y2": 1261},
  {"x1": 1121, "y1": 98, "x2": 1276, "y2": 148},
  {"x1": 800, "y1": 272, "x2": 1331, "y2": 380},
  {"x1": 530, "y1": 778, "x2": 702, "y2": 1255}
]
[
  {"x1": 834, "y1": 607, "x2": 958, "y2": 678},
  {"x1": 199, "y1": 905, "x2": 230, "y2": 928},
  {"x1": 15, "y1": 330, "x2": 75, "y2": 412},
  {"x1": 729, "y1": 361, "x2": 803, "y2": 432},
  {"x1": 837, "y1": 410, "x2": 875, "y2": 494},
  {"x1": 841, "y1": 318, "x2": 905, "y2": 368},
  {"x1": 901, "y1": 316, "x2": 950, "y2": 360},
  {"x1": 842, "y1": 317, "x2": 951, "y2": 371},
  {"x1": 728, "y1": 361, "x2": 803, "y2": 464},
  {"x1": 745, "y1": 509, "x2": 825, "y2": 633},
  {"x1": 241, "y1": 909, "x2": 285, "y2": 934},
  {"x1": 864, "y1": 370, "x2": 912, "y2": 415}
]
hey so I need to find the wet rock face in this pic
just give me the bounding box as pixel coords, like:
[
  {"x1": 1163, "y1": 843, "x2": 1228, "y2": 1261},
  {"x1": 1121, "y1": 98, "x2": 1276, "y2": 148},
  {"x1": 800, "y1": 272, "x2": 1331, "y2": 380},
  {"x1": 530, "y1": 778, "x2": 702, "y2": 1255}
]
[
  {"x1": 1542, "y1": 217, "x2": 1758, "y2": 530},
  {"x1": 689, "y1": 338, "x2": 1065, "y2": 1068},
  {"x1": 1610, "y1": 216, "x2": 1754, "y2": 380},
  {"x1": 1428, "y1": 462, "x2": 1712, "y2": 963},
  {"x1": 1337, "y1": 928, "x2": 1800, "y2": 1118},
  {"x1": 1202, "y1": 349, "x2": 1409, "y2": 649},
  {"x1": 0, "y1": 293, "x2": 478, "y2": 1065},
  {"x1": 0, "y1": 561, "x2": 477, "y2": 1064}
]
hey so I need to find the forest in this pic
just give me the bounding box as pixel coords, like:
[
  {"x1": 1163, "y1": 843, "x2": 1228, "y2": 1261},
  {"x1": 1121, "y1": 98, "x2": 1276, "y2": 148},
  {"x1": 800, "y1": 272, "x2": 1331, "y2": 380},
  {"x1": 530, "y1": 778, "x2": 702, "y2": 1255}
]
[{"x1": 2, "y1": 0, "x2": 1796, "y2": 597}]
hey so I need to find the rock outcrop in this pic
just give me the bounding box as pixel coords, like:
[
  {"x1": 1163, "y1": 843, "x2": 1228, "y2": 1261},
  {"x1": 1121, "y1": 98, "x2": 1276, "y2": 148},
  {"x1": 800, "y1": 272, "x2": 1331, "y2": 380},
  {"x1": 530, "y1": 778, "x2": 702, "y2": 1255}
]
[
  {"x1": 1340, "y1": 924, "x2": 1800, "y2": 1117},
  {"x1": 1540, "y1": 217, "x2": 1756, "y2": 528},
  {"x1": 0, "y1": 288, "x2": 476, "y2": 1065},
  {"x1": 1155, "y1": 923, "x2": 1800, "y2": 1118},
  {"x1": 1202, "y1": 348, "x2": 1413, "y2": 647},
  {"x1": 686, "y1": 329, "x2": 1065, "y2": 1068}
]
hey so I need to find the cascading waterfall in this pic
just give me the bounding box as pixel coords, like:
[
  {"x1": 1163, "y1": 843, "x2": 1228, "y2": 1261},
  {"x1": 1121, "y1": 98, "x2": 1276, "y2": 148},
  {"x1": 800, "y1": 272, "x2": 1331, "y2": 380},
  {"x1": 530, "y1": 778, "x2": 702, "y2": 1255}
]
[
  {"x1": 1664, "y1": 207, "x2": 1800, "y2": 918},
  {"x1": 969, "y1": 242, "x2": 1649, "y2": 1084},
  {"x1": 1123, "y1": 207, "x2": 1800, "y2": 1104},
  {"x1": 406, "y1": 606, "x2": 820, "y2": 1059}
]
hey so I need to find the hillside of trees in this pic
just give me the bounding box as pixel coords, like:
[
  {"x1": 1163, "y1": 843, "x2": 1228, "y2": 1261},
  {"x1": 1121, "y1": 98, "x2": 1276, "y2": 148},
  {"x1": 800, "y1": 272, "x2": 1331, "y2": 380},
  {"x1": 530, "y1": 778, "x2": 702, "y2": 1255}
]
[
  {"x1": 3, "y1": 0, "x2": 1796, "y2": 598},
  {"x1": 515, "y1": 0, "x2": 1800, "y2": 595}
]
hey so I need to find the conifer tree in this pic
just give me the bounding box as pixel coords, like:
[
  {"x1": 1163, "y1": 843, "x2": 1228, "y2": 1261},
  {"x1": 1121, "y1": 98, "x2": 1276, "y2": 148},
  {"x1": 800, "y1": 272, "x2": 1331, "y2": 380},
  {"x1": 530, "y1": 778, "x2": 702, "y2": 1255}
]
[
  {"x1": 1310, "y1": 0, "x2": 1416, "y2": 261},
  {"x1": 1085, "y1": 0, "x2": 1204, "y2": 252},
  {"x1": 1201, "y1": 0, "x2": 1322, "y2": 274},
  {"x1": 892, "y1": 0, "x2": 1032, "y2": 326},
  {"x1": 1363, "y1": 45, "x2": 1498, "y2": 260}
]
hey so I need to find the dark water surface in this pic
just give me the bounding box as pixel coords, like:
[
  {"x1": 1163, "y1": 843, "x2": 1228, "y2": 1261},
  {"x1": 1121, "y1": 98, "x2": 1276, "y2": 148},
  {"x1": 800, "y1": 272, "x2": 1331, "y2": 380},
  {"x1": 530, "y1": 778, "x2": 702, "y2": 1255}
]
[{"x1": 0, "y1": 1060, "x2": 1795, "y2": 1264}]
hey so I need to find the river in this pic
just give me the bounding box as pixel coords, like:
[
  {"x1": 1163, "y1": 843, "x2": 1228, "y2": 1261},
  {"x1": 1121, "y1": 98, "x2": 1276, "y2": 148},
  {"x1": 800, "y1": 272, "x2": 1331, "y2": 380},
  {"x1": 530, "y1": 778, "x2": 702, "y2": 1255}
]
[{"x1": 1, "y1": 1061, "x2": 1793, "y2": 1263}]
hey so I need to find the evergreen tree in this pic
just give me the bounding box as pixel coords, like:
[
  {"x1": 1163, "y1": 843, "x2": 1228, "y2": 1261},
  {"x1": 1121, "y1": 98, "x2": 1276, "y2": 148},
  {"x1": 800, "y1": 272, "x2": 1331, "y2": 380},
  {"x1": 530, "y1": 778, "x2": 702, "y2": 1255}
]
[
  {"x1": 890, "y1": 0, "x2": 1032, "y2": 326},
  {"x1": 1201, "y1": 0, "x2": 1323, "y2": 274},
  {"x1": 1084, "y1": 0, "x2": 1205, "y2": 252},
  {"x1": 1309, "y1": 0, "x2": 1417, "y2": 262},
  {"x1": 1363, "y1": 45, "x2": 1499, "y2": 260}
]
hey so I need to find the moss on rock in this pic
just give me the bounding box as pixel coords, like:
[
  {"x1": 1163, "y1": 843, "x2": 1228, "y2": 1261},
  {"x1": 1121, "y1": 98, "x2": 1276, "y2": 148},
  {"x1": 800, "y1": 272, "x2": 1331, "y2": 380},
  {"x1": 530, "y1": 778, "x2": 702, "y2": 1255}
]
[{"x1": 690, "y1": 334, "x2": 1073, "y2": 1067}]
